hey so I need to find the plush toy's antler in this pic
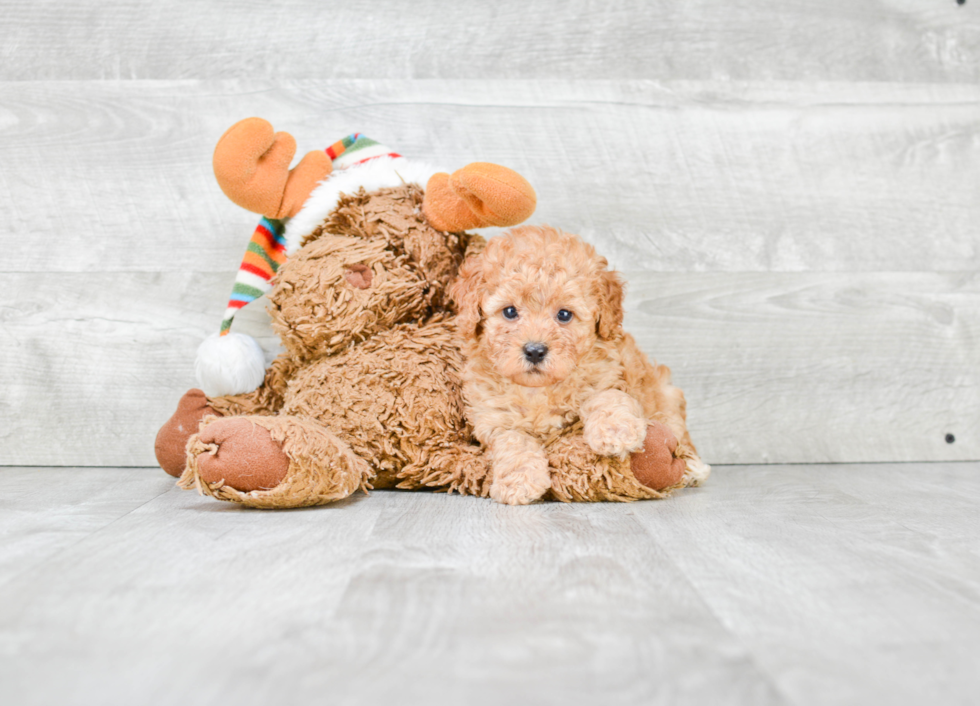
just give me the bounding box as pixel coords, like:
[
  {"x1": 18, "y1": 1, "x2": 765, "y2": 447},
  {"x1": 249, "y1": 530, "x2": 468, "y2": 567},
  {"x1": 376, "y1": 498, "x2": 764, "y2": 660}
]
[
  {"x1": 213, "y1": 118, "x2": 332, "y2": 219},
  {"x1": 423, "y1": 163, "x2": 536, "y2": 232}
]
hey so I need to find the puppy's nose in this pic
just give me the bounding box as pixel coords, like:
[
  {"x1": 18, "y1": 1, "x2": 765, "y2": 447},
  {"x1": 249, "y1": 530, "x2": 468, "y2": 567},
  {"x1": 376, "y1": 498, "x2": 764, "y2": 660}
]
[{"x1": 523, "y1": 342, "x2": 549, "y2": 364}]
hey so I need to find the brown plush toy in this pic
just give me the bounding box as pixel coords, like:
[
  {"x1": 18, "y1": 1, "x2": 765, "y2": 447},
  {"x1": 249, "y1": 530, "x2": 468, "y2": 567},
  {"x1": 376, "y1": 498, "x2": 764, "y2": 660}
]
[{"x1": 154, "y1": 118, "x2": 698, "y2": 508}]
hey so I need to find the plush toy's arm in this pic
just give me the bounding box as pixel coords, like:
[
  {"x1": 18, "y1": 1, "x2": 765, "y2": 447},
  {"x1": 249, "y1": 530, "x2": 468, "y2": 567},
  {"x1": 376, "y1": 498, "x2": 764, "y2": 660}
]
[{"x1": 206, "y1": 353, "x2": 298, "y2": 417}]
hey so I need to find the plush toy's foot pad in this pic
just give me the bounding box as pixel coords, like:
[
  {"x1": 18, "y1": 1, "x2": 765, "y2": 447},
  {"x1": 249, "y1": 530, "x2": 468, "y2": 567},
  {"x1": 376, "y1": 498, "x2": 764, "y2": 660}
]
[
  {"x1": 631, "y1": 422, "x2": 687, "y2": 491},
  {"x1": 182, "y1": 415, "x2": 372, "y2": 508},
  {"x1": 195, "y1": 417, "x2": 290, "y2": 492},
  {"x1": 155, "y1": 388, "x2": 221, "y2": 477}
]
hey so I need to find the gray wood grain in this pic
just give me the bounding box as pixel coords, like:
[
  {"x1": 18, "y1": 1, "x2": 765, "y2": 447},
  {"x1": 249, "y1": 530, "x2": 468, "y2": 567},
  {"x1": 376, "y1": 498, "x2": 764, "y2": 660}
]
[
  {"x1": 2, "y1": 271, "x2": 976, "y2": 466},
  {"x1": 3, "y1": 0, "x2": 978, "y2": 83},
  {"x1": 0, "y1": 272, "x2": 280, "y2": 467},
  {"x1": 624, "y1": 270, "x2": 980, "y2": 465},
  {"x1": 2, "y1": 19, "x2": 979, "y2": 468},
  {"x1": 0, "y1": 466, "x2": 173, "y2": 589},
  {"x1": 2, "y1": 80, "x2": 978, "y2": 275},
  {"x1": 1, "y1": 463, "x2": 978, "y2": 705},
  {"x1": 631, "y1": 462, "x2": 980, "y2": 705}
]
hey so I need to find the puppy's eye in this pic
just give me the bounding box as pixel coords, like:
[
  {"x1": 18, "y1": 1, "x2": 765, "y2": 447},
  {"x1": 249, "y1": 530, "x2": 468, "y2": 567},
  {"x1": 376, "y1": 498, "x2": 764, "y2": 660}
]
[
  {"x1": 556, "y1": 309, "x2": 574, "y2": 324},
  {"x1": 502, "y1": 306, "x2": 519, "y2": 321}
]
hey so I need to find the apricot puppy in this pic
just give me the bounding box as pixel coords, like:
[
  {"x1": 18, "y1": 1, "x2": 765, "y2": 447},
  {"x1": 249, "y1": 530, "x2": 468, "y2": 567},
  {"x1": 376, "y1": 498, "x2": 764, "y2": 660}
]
[{"x1": 451, "y1": 226, "x2": 707, "y2": 505}]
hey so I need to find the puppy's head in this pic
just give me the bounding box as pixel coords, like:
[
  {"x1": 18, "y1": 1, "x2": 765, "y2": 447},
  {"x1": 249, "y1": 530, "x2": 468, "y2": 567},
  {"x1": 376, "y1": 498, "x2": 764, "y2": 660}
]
[{"x1": 451, "y1": 226, "x2": 624, "y2": 387}]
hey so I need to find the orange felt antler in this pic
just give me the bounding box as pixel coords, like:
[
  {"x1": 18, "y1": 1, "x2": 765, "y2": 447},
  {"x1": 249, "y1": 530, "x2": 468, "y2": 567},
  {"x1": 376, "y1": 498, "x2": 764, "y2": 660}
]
[
  {"x1": 213, "y1": 118, "x2": 332, "y2": 219},
  {"x1": 423, "y1": 163, "x2": 536, "y2": 232}
]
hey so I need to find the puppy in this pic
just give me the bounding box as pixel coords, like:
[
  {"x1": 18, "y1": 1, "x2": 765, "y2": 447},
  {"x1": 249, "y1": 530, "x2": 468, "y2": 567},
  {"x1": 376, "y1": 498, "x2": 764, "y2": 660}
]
[{"x1": 451, "y1": 226, "x2": 708, "y2": 505}]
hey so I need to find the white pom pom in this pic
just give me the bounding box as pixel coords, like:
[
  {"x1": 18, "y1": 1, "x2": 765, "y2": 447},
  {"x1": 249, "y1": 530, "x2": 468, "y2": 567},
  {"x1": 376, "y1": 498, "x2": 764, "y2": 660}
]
[{"x1": 195, "y1": 332, "x2": 267, "y2": 397}]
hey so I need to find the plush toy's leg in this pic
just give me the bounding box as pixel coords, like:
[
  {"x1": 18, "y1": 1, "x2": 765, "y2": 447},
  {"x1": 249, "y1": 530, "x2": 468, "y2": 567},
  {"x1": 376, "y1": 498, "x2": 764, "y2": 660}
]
[
  {"x1": 155, "y1": 389, "x2": 222, "y2": 477},
  {"x1": 630, "y1": 421, "x2": 688, "y2": 491},
  {"x1": 547, "y1": 422, "x2": 702, "y2": 502},
  {"x1": 676, "y1": 450, "x2": 712, "y2": 488},
  {"x1": 646, "y1": 418, "x2": 710, "y2": 489},
  {"x1": 179, "y1": 414, "x2": 372, "y2": 509},
  {"x1": 401, "y1": 442, "x2": 490, "y2": 497},
  {"x1": 154, "y1": 362, "x2": 294, "y2": 478}
]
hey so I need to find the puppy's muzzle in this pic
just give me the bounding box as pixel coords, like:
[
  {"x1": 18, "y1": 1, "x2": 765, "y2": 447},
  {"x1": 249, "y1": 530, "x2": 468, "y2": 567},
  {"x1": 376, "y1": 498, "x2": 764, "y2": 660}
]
[{"x1": 522, "y1": 342, "x2": 549, "y2": 365}]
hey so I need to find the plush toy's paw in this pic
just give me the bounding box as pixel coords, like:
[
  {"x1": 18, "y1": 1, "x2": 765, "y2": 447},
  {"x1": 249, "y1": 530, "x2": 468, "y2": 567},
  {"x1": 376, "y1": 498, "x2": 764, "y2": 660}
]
[
  {"x1": 630, "y1": 422, "x2": 687, "y2": 491},
  {"x1": 423, "y1": 163, "x2": 536, "y2": 231},
  {"x1": 213, "y1": 117, "x2": 332, "y2": 219},
  {"x1": 584, "y1": 406, "x2": 648, "y2": 458},
  {"x1": 195, "y1": 417, "x2": 290, "y2": 492},
  {"x1": 681, "y1": 455, "x2": 712, "y2": 487},
  {"x1": 155, "y1": 389, "x2": 221, "y2": 477},
  {"x1": 489, "y1": 455, "x2": 551, "y2": 506}
]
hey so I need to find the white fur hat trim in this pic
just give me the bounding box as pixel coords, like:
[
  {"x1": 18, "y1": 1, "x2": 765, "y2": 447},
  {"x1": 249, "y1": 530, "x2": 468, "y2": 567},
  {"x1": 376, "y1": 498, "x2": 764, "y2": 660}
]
[{"x1": 283, "y1": 156, "x2": 443, "y2": 254}]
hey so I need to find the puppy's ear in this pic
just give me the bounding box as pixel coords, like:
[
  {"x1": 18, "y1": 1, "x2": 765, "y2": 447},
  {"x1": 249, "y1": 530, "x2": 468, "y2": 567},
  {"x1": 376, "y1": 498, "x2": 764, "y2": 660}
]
[
  {"x1": 596, "y1": 269, "x2": 625, "y2": 340},
  {"x1": 451, "y1": 254, "x2": 485, "y2": 340}
]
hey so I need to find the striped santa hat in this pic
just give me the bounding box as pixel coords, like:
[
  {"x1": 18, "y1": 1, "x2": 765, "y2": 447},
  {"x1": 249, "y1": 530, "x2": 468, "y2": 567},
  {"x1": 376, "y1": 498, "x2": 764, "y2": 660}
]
[
  {"x1": 214, "y1": 135, "x2": 402, "y2": 338},
  {"x1": 195, "y1": 133, "x2": 441, "y2": 397}
]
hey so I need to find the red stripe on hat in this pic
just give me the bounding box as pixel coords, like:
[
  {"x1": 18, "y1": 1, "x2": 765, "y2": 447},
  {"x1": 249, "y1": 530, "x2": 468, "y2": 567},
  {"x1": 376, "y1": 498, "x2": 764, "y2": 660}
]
[
  {"x1": 254, "y1": 225, "x2": 287, "y2": 258},
  {"x1": 326, "y1": 140, "x2": 346, "y2": 160},
  {"x1": 254, "y1": 223, "x2": 274, "y2": 244},
  {"x1": 348, "y1": 152, "x2": 403, "y2": 167},
  {"x1": 251, "y1": 237, "x2": 287, "y2": 265},
  {"x1": 243, "y1": 250, "x2": 276, "y2": 275},
  {"x1": 240, "y1": 262, "x2": 272, "y2": 280}
]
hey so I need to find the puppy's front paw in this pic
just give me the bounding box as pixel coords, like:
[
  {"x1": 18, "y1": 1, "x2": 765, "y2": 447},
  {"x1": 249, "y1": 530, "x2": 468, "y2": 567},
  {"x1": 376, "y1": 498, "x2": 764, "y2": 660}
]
[
  {"x1": 584, "y1": 408, "x2": 648, "y2": 457},
  {"x1": 489, "y1": 456, "x2": 551, "y2": 506}
]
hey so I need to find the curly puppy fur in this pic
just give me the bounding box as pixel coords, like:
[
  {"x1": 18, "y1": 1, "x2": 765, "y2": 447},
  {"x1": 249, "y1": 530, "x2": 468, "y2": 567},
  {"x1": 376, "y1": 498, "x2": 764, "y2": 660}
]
[{"x1": 452, "y1": 226, "x2": 708, "y2": 505}]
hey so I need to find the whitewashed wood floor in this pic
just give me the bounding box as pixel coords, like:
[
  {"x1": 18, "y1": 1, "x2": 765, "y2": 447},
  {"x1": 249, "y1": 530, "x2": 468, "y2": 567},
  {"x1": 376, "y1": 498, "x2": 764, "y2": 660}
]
[{"x1": 1, "y1": 464, "x2": 978, "y2": 706}]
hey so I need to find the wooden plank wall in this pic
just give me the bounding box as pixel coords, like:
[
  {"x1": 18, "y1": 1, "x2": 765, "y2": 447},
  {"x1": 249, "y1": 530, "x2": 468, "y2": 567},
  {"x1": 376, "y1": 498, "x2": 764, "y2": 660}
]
[{"x1": 1, "y1": 1, "x2": 978, "y2": 466}]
